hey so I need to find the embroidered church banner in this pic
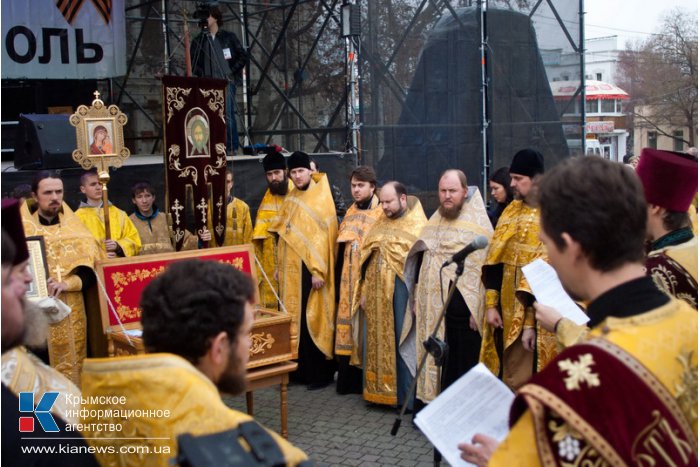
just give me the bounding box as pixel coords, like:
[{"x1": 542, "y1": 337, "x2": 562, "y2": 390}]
[
  {"x1": 95, "y1": 245, "x2": 257, "y2": 331},
  {"x1": 162, "y1": 75, "x2": 228, "y2": 249}
]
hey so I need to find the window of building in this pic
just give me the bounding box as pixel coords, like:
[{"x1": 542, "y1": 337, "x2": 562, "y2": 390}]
[
  {"x1": 600, "y1": 99, "x2": 616, "y2": 113},
  {"x1": 673, "y1": 130, "x2": 685, "y2": 152},
  {"x1": 647, "y1": 131, "x2": 657, "y2": 149},
  {"x1": 585, "y1": 99, "x2": 599, "y2": 114},
  {"x1": 596, "y1": 72, "x2": 603, "y2": 81}
]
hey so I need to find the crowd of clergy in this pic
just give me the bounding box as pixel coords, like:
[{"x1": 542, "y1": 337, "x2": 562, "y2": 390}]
[{"x1": 1, "y1": 144, "x2": 697, "y2": 466}]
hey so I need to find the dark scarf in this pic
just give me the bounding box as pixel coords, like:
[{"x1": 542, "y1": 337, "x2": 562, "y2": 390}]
[
  {"x1": 133, "y1": 207, "x2": 161, "y2": 232},
  {"x1": 649, "y1": 227, "x2": 694, "y2": 252}
]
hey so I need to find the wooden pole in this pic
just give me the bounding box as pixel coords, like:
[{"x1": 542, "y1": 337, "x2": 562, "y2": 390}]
[
  {"x1": 183, "y1": 10, "x2": 192, "y2": 77},
  {"x1": 98, "y1": 169, "x2": 112, "y2": 242}
]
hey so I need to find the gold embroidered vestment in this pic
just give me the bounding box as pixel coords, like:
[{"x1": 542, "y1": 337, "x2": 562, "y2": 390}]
[
  {"x1": 21, "y1": 201, "x2": 105, "y2": 385},
  {"x1": 253, "y1": 181, "x2": 293, "y2": 309},
  {"x1": 80, "y1": 353, "x2": 308, "y2": 466},
  {"x1": 129, "y1": 212, "x2": 198, "y2": 255},
  {"x1": 403, "y1": 190, "x2": 493, "y2": 402},
  {"x1": 491, "y1": 298, "x2": 698, "y2": 465},
  {"x1": 480, "y1": 200, "x2": 557, "y2": 390},
  {"x1": 270, "y1": 174, "x2": 338, "y2": 358},
  {"x1": 335, "y1": 195, "x2": 382, "y2": 356},
  {"x1": 354, "y1": 196, "x2": 427, "y2": 405},
  {"x1": 222, "y1": 198, "x2": 253, "y2": 246}
]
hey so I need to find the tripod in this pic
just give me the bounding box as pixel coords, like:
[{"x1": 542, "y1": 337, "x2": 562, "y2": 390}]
[
  {"x1": 392, "y1": 260, "x2": 466, "y2": 467},
  {"x1": 190, "y1": 25, "x2": 252, "y2": 153}
]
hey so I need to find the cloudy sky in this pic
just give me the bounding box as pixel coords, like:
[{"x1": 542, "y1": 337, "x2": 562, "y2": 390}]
[{"x1": 586, "y1": 0, "x2": 698, "y2": 43}]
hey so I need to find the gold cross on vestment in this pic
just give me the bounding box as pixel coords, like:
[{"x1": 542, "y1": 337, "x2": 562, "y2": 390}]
[{"x1": 53, "y1": 264, "x2": 66, "y2": 283}]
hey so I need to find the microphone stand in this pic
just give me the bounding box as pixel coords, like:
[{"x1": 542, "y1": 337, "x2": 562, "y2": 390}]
[{"x1": 391, "y1": 259, "x2": 466, "y2": 467}]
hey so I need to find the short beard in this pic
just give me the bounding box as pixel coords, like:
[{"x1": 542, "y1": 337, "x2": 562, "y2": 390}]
[
  {"x1": 22, "y1": 298, "x2": 49, "y2": 348},
  {"x1": 268, "y1": 180, "x2": 288, "y2": 196},
  {"x1": 438, "y1": 202, "x2": 463, "y2": 220},
  {"x1": 217, "y1": 348, "x2": 247, "y2": 396}
]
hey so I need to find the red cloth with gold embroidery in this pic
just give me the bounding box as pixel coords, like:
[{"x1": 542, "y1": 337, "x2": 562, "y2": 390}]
[
  {"x1": 510, "y1": 339, "x2": 697, "y2": 466},
  {"x1": 100, "y1": 250, "x2": 253, "y2": 327}
]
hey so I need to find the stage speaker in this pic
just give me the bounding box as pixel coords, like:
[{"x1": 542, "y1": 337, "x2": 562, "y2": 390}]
[{"x1": 14, "y1": 114, "x2": 77, "y2": 170}]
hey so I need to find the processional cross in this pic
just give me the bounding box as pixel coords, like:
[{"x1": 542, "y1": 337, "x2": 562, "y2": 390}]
[{"x1": 69, "y1": 91, "x2": 131, "y2": 251}]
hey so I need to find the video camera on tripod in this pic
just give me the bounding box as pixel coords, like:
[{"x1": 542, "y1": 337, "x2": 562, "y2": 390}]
[{"x1": 193, "y1": 0, "x2": 218, "y2": 29}]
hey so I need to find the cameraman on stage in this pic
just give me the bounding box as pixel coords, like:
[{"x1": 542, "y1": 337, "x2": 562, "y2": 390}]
[{"x1": 191, "y1": 4, "x2": 248, "y2": 155}]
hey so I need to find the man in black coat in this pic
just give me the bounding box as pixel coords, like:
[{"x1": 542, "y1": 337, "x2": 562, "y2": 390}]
[{"x1": 191, "y1": 5, "x2": 248, "y2": 154}]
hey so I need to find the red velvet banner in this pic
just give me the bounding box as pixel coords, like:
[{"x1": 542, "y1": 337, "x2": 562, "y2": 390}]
[
  {"x1": 162, "y1": 75, "x2": 228, "y2": 249},
  {"x1": 98, "y1": 248, "x2": 253, "y2": 328}
]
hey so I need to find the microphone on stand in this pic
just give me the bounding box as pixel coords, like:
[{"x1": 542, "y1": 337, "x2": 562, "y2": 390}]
[{"x1": 441, "y1": 235, "x2": 489, "y2": 267}]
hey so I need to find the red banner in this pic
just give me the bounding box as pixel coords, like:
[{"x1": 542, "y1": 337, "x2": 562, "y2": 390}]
[
  {"x1": 96, "y1": 246, "x2": 255, "y2": 329},
  {"x1": 162, "y1": 75, "x2": 228, "y2": 249}
]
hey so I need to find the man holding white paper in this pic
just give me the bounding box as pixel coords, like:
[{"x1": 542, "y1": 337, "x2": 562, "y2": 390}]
[
  {"x1": 536, "y1": 147, "x2": 699, "y2": 348},
  {"x1": 460, "y1": 157, "x2": 697, "y2": 466},
  {"x1": 479, "y1": 149, "x2": 557, "y2": 391}
]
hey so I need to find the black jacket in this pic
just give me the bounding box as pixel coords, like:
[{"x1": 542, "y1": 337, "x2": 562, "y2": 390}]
[{"x1": 191, "y1": 29, "x2": 248, "y2": 82}]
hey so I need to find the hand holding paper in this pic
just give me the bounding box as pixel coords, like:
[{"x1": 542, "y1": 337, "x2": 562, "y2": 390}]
[
  {"x1": 414, "y1": 363, "x2": 514, "y2": 466},
  {"x1": 522, "y1": 259, "x2": 589, "y2": 325}
]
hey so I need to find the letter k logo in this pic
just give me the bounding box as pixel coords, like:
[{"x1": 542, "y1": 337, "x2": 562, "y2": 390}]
[{"x1": 19, "y1": 392, "x2": 60, "y2": 432}]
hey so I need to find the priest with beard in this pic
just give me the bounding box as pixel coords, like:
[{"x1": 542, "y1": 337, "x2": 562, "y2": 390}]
[
  {"x1": 402, "y1": 170, "x2": 493, "y2": 406},
  {"x1": 353, "y1": 182, "x2": 427, "y2": 408},
  {"x1": 252, "y1": 149, "x2": 293, "y2": 309},
  {"x1": 79, "y1": 260, "x2": 308, "y2": 466}
]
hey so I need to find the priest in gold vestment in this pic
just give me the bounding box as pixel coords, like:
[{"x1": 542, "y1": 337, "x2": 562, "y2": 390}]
[
  {"x1": 335, "y1": 166, "x2": 382, "y2": 394},
  {"x1": 403, "y1": 170, "x2": 493, "y2": 404},
  {"x1": 21, "y1": 173, "x2": 105, "y2": 385},
  {"x1": 460, "y1": 157, "x2": 697, "y2": 467},
  {"x1": 222, "y1": 169, "x2": 253, "y2": 246},
  {"x1": 270, "y1": 151, "x2": 338, "y2": 389},
  {"x1": 80, "y1": 260, "x2": 307, "y2": 466},
  {"x1": 253, "y1": 150, "x2": 292, "y2": 309},
  {"x1": 354, "y1": 182, "x2": 427, "y2": 407},
  {"x1": 1, "y1": 198, "x2": 82, "y2": 425},
  {"x1": 480, "y1": 149, "x2": 556, "y2": 391}
]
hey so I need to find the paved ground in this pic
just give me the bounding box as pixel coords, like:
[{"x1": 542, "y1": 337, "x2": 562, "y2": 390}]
[{"x1": 223, "y1": 381, "x2": 444, "y2": 466}]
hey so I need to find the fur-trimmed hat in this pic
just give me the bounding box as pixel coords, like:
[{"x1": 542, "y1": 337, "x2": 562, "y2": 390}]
[{"x1": 636, "y1": 148, "x2": 698, "y2": 212}]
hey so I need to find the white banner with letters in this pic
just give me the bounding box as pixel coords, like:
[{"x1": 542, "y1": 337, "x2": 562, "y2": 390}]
[{"x1": 1, "y1": 0, "x2": 126, "y2": 79}]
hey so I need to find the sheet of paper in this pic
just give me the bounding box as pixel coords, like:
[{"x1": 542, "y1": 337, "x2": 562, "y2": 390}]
[
  {"x1": 414, "y1": 363, "x2": 514, "y2": 466},
  {"x1": 522, "y1": 258, "x2": 590, "y2": 325}
]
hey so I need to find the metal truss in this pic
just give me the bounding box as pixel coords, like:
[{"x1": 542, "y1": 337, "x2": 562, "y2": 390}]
[{"x1": 113, "y1": 0, "x2": 583, "y2": 158}]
